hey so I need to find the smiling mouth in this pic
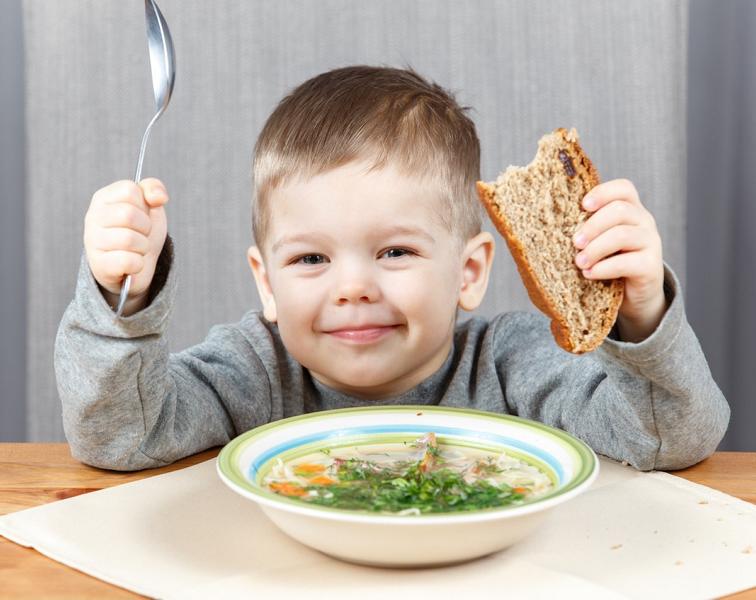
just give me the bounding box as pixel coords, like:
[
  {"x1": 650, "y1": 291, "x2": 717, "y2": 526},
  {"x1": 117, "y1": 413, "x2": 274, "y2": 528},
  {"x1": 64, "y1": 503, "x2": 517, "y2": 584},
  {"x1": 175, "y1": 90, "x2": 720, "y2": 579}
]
[{"x1": 326, "y1": 325, "x2": 400, "y2": 343}]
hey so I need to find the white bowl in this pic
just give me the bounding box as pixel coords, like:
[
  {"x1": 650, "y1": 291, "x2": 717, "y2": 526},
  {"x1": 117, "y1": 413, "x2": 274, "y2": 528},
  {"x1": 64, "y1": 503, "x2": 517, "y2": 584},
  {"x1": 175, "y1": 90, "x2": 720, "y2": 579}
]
[{"x1": 217, "y1": 405, "x2": 598, "y2": 567}]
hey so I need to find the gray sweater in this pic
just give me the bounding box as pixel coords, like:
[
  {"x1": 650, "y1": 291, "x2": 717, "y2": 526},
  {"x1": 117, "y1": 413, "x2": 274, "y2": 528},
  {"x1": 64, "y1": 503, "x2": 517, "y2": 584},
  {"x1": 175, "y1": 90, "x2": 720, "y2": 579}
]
[{"x1": 54, "y1": 248, "x2": 730, "y2": 472}]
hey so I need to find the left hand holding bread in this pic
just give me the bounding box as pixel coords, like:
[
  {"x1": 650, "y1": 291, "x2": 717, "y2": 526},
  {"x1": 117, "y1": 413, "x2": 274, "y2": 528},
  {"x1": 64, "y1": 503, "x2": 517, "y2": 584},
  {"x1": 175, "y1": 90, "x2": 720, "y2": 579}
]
[{"x1": 572, "y1": 178, "x2": 667, "y2": 343}]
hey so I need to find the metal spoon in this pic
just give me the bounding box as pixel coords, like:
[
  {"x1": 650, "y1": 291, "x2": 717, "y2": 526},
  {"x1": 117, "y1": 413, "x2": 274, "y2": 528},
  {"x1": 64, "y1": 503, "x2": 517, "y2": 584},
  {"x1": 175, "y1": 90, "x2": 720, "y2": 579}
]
[{"x1": 115, "y1": 0, "x2": 176, "y2": 318}]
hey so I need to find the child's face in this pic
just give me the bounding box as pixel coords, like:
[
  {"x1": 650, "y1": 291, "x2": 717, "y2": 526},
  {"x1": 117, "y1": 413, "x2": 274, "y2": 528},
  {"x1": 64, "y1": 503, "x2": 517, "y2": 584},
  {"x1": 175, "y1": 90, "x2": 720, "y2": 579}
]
[{"x1": 248, "y1": 160, "x2": 494, "y2": 399}]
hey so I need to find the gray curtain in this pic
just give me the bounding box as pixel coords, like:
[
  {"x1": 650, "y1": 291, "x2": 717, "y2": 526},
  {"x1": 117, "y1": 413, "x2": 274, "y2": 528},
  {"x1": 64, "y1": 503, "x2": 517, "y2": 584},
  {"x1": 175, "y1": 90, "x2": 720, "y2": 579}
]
[
  {"x1": 687, "y1": 0, "x2": 756, "y2": 452},
  {"x1": 3, "y1": 0, "x2": 750, "y2": 449},
  {"x1": 0, "y1": 0, "x2": 25, "y2": 441}
]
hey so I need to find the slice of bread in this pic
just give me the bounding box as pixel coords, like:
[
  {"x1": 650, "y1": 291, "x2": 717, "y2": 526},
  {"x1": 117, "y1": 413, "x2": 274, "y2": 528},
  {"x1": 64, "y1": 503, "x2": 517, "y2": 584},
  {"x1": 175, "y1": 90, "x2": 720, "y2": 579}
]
[{"x1": 476, "y1": 127, "x2": 624, "y2": 353}]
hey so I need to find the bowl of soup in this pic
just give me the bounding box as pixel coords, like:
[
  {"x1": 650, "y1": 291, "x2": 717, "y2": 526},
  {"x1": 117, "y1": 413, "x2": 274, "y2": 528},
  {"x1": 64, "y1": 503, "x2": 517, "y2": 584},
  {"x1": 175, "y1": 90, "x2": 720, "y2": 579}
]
[{"x1": 217, "y1": 405, "x2": 598, "y2": 567}]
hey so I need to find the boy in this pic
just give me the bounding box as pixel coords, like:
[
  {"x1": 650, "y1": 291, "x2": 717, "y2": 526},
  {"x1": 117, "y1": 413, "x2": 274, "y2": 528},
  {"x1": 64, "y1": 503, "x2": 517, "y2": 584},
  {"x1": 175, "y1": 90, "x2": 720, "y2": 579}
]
[{"x1": 55, "y1": 65, "x2": 729, "y2": 472}]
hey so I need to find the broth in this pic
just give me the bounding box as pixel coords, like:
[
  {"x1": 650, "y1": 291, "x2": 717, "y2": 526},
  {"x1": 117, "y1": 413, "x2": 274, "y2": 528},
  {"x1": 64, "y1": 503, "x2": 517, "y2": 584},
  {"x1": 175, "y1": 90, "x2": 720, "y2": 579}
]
[{"x1": 262, "y1": 432, "x2": 554, "y2": 514}]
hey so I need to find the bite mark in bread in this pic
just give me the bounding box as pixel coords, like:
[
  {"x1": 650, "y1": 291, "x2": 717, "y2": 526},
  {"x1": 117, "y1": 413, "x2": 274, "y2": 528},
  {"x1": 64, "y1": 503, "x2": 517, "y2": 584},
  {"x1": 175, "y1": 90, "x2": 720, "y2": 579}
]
[{"x1": 476, "y1": 127, "x2": 624, "y2": 353}]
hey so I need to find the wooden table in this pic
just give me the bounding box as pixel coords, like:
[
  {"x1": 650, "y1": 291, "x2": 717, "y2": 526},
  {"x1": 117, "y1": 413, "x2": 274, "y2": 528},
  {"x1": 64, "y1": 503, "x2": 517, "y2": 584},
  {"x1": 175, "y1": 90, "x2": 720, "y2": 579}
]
[{"x1": 1, "y1": 445, "x2": 755, "y2": 599}]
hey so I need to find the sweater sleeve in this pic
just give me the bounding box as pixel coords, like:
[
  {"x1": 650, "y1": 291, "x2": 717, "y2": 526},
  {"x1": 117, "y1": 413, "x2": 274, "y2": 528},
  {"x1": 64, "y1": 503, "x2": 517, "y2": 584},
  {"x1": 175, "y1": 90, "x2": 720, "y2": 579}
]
[
  {"x1": 499, "y1": 264, "x2": 730, "y2": 471},
  {"x1": 53, "y1": 241, "x2": 273, "y2": 471}
]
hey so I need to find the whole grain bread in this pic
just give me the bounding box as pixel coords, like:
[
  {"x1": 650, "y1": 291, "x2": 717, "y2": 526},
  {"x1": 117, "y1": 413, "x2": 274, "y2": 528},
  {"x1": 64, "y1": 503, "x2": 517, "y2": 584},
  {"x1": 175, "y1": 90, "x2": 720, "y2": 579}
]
[{"x1": 476, "y1": 127, "x2": 623, "y2": 353}]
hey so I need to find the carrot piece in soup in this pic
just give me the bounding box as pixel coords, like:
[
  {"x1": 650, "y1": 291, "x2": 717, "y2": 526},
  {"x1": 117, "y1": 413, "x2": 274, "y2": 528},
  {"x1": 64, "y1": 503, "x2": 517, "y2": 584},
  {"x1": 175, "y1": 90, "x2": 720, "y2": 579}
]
[
  {"x1": 308, "y1": 475, "x2": 335, "y2": 486},
  {"x1": 269, "y1": 482, "x2": 308, "y2": 497},
  {"x1": 418, "y1": 432, "x2": 438, "y2": 473},
  {"x1": 293, "y1": 463, "x2": 326, "y2": 475},
  {"x1": 419, "y1": 451, "x2": 434, "y2": 473}
]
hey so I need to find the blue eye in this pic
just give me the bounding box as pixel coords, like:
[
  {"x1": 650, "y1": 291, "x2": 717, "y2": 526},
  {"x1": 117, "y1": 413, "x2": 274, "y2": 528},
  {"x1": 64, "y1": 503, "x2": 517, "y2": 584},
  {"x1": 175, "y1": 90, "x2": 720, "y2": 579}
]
[
  {"x1": 381, "y1": 248, "x2": 413, "y2": 259},
  {"x1": 296, "y1": 254, "x2": 327, "y2": 265}
]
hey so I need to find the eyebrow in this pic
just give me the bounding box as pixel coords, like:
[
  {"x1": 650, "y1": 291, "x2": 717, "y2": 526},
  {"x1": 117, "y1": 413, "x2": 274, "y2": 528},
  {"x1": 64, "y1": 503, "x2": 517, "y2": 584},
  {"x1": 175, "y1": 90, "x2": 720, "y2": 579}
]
[{"x1": 271, "y1": 225, "x2": 436, "y2": 254}]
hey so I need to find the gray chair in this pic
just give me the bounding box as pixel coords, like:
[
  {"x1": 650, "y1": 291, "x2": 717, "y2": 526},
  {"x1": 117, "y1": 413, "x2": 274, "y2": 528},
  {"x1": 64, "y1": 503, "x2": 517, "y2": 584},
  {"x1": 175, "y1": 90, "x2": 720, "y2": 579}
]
[{"x1": 23, "y1": 0, "x2": 687, "y2": 441}]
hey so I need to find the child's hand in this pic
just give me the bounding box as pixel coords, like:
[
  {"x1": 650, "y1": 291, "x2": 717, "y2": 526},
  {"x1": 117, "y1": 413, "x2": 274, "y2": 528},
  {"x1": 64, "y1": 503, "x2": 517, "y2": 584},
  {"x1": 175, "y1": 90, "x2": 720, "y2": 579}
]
[
  {"x1": 572, "y1": 179, "x2": 666, "y2": 343},
  {"x1": 83, "y1": 178, "x2": 169, "y2": 314}
]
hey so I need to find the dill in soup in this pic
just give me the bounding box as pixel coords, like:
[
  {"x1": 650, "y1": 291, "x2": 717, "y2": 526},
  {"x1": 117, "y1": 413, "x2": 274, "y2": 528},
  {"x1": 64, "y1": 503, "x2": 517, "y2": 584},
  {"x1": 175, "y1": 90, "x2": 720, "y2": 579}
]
[{"x1": 262, "y1": 432, "x2": 554, "y2": 514}]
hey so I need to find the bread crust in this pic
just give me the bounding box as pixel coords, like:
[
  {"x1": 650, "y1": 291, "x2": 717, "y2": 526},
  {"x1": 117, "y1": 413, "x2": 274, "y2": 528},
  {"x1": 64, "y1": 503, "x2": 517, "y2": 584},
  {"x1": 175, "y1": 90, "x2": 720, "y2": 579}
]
[{"x1": 476, "y1": 128, "x2": 624, "y2": 353}]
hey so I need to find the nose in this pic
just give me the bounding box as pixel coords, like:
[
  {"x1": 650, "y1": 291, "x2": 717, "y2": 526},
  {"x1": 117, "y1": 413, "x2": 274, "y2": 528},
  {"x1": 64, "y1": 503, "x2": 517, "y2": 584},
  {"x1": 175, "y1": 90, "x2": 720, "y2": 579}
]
[{"x1": 332, "y1": 263, "x2": 381, "y2": 305}]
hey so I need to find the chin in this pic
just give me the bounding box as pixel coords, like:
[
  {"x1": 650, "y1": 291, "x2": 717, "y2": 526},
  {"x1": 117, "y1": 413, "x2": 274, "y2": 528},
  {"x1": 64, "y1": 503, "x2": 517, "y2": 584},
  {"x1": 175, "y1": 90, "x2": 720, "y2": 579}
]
[
  {"x1": 334, "y1": 369, "x2": 395, "y2": 390},
  {"x1": 316, "y1": 364, "x2": 405, "y2": 396}
]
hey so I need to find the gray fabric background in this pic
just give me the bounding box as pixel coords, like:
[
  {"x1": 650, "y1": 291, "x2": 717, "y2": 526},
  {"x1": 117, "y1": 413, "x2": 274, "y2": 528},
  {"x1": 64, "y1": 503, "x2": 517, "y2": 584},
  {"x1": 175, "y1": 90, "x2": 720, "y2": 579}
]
[
  {"x1": 687, "y1": 1, "x2": 756, "y2": 451},
  {"x1": 0, "y1": 0, "x2": 26, "y2": 441},
  {"x1": 2, "y1": 0, "x2": 748, "y2": 449}
]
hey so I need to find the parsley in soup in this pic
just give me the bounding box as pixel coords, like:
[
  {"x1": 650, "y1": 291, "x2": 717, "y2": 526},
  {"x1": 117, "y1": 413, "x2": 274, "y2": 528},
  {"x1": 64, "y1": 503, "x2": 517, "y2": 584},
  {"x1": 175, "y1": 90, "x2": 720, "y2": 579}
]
[{"x1": 263, "y1": 432, "x2": 553, "y2": 514}]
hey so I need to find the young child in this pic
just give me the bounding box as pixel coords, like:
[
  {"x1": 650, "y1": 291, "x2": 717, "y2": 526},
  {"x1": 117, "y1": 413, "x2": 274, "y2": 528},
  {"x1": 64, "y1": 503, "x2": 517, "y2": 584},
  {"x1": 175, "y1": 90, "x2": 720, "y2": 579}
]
[{"x1": 55, "y1": 65, "x2": 729, "y2": 472}]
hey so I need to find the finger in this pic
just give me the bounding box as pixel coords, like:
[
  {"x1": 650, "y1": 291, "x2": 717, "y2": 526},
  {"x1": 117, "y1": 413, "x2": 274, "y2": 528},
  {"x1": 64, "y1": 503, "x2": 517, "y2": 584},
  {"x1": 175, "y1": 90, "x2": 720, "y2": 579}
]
[
  {"x1": 92, "y1": 180, "x2": 149, "y2": 215},
  {"x1": 139, "y1": 178, "x2": 170, "y2": 209},
  {"x1": 575, "y1": 225, "x2": 647, "y2": 270},
  {"x1": 573, "y1": 199, "x2": 645, "y2": 249},
  {"x1": 91, "y1": 227, "x2": 150, "y2": 256},
  {"x1": 582, "y1": 178, "x2": 642, "y2": 213},
  {"x1": 97, "y1": 250, "x2": 146, "y2": 279},
  {"x1": 581, "y1": 250, "x2": 655, "y2": 281},
  {"x1": 92, "y1": 201, "x2": 153, "y2": 236}
]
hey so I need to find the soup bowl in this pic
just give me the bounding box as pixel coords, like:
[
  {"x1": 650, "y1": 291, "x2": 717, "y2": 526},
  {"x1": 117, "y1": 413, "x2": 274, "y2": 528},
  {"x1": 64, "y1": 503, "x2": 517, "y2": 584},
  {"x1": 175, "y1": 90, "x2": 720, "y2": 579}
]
[{"x1": 217, "y1": 405, "x2": 598, "y2": 567}]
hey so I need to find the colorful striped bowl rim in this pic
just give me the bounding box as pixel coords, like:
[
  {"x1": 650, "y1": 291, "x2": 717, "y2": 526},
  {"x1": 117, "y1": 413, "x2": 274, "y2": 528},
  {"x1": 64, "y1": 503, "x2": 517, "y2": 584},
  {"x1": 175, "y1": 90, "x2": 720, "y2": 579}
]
[{"x1": 217, "y1": 405, "x2": 598, "y2": 523}]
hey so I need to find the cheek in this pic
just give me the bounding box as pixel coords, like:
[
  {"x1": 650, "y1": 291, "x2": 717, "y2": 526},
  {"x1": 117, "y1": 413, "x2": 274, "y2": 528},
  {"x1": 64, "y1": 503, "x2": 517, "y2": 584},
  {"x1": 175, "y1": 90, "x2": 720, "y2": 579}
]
[
  {"x1": 386, "y1": 266, "x2": 459, "y2": 321},
  {"x1": 268, "y1": 276, "x2": 319, "y2": 331},
  {"x1": 274, "y1": 295, "x2": 318, "y2": 363},
  {"x1": 278, "y1": 281, "x2": 317, "y2": 312}
]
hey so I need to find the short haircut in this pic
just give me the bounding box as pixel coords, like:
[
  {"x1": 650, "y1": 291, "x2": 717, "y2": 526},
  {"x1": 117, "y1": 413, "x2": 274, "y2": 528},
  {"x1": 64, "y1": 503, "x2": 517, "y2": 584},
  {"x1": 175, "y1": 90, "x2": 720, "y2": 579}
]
[{"x1": 252, "y1": 65, "x2": 482, "y2": 253}]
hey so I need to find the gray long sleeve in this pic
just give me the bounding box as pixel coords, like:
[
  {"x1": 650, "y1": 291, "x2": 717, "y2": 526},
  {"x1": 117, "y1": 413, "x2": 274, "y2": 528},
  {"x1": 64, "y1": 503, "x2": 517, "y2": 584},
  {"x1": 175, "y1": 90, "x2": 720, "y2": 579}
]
[
  {"x1": 55, "y1": 246, "x2": 729, "y2": 472},
  {"x1": 495, "y1": 266, "x2": 730, "y2": 470},
  {"x1": 55, "y1": 251, "x2": 272, "y2": 470}
]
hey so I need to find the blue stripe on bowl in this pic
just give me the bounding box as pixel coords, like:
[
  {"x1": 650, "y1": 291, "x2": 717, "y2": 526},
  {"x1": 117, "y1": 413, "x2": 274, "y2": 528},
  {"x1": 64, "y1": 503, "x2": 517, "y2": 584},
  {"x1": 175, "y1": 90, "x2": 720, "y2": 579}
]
[{"x1": 248, "y1": 425, "x2": 566, "y2": 482}]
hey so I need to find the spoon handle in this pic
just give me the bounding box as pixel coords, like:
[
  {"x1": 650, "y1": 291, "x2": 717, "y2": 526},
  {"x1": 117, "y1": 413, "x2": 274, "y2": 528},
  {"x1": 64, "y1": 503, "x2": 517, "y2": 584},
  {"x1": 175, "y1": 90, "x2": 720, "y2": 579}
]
[
  {"x1": 133, "y1": 109, "x2": 161, "y2": 183},
  {"x1": 113, "y1": 111, "x2": 163, "y2": 318}
]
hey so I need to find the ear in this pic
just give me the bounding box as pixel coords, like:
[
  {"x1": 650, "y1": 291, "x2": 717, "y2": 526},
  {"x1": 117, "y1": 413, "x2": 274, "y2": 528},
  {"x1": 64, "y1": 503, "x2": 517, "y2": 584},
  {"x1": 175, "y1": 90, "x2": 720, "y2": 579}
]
[
  {"x1": 458, "y1": 231, "x2": 495, "y2": 312},
  {"x1": 247, "y1": 245, "x2": 277, "y2": 322}
]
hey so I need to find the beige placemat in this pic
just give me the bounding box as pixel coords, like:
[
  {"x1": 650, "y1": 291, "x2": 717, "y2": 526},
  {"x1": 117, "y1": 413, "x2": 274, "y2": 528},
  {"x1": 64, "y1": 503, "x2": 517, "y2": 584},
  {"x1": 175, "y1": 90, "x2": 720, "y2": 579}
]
[{"x1": 1, "y1": 456, "x2": 754, "y2": 599}]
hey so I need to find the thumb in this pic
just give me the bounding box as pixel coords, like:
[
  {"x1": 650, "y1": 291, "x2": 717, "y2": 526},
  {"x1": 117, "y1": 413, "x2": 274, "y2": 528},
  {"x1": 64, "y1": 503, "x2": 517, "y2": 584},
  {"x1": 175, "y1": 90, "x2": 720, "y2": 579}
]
[{"x1": 138, "y1": 177, "x2": 170, "y2": 209}]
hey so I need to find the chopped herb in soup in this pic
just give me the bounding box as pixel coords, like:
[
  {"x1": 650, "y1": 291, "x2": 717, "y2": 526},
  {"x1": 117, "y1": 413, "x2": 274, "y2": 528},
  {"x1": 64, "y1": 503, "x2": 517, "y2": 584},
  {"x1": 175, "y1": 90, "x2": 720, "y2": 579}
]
[{"x1": 262, "y1": 432, "x2": 553, "y2": 514}]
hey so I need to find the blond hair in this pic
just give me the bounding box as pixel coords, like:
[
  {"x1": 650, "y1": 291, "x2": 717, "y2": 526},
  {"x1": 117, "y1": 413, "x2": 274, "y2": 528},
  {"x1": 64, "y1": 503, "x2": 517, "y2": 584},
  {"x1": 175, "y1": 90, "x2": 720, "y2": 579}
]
[{"x1": 252, "y1": 65, "x2": 482, "y2": 252}]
